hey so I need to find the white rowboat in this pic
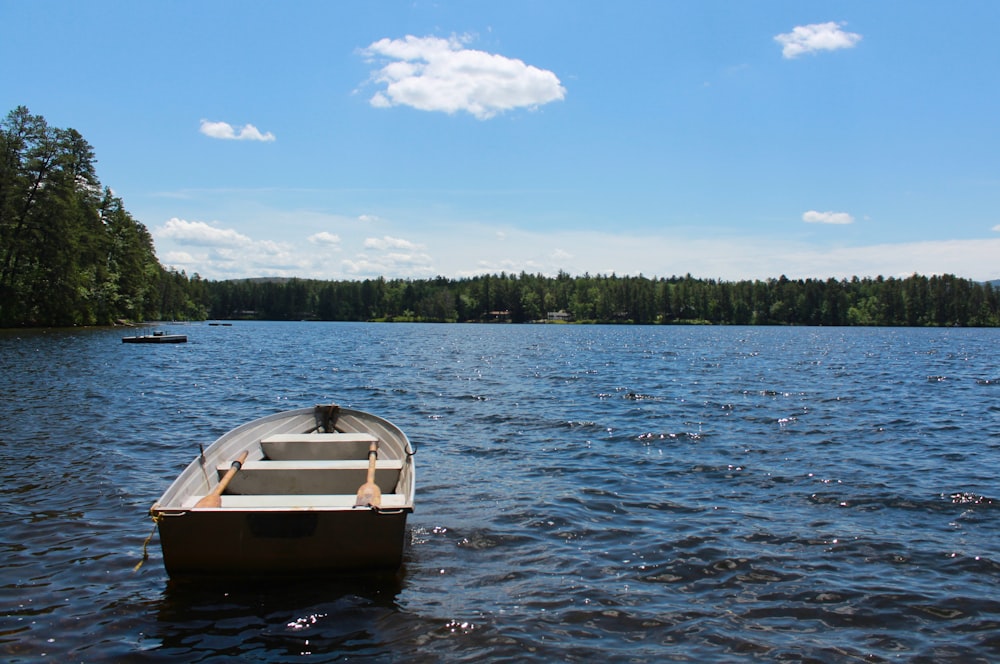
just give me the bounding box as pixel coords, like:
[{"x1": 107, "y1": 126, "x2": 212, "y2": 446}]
[{"x1": 149, "y1": 404, "x2": 415, "y2": 577}]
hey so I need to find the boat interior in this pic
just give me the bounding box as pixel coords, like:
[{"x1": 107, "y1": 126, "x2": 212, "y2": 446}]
[{"x1": 183, "y1": 432, "x2": 410, "y2": 510}]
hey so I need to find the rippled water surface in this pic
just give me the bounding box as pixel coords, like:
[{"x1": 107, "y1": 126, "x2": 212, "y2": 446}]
[{"x1": 1, "y1": 322, "x2": 998, "y2": 662}]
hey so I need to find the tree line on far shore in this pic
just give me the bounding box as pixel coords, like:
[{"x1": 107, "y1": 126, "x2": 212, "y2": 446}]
[
  {"x1": 205, "y1": 271, "x2": 1000, "y2": 327},
  {"x1": 3, "y1": 106, "x2": 999, "y2": 329}
]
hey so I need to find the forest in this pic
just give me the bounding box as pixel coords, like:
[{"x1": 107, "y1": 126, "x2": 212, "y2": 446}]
[
  {"x1": 204, "y1": 271, "x2": 1000, "y2": 327},
  {"x1": 3, "y1": 106, "x2": 999, "y2": 329},
  {"x1": 0, "y1": 107, "x2": 203, "y2": 327}
]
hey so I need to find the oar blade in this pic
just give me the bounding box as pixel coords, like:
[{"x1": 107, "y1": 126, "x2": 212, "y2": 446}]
[
  {"x1": 355, "y1": 481, "x2": 382, "y2": 508},
  {"x1": 355, "y1": 440, "x2": 382, "y2": 507},
  {"x1": 194, "y1": 494, "x2": 223, "y2": 509}
]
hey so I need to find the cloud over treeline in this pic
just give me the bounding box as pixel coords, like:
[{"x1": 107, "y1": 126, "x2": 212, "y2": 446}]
[{"x1": 361, "y1": 35, "x2": 566, "y2": 119}]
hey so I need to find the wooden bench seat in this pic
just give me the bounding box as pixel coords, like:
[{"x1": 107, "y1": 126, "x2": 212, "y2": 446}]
[
  {"x1": 183, "y1": 493, "x2": 411, "y2": 510},
  {"x1": 216, "y1": 459, "x2": 402, "y2": 495},
  {"x1": 260, "y1": 432, "x2": 379, "y2": 460}
]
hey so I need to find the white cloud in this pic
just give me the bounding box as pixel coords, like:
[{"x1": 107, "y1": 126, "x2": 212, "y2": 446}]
[
  {"x1": 199, "y1": 119, "x2": 276, "y2": 142},
  {"x1": 364, "y1": 235, "x2": 422, "y2": 250},
  {"x1": 361, "y1": 35, "x2": 566, "y2": 119},
  {"x1": 154, "y1": 218, "x2": 305, "y2": 278},
  {"x1": 308, "y1": 231, "x2": 342, "y2": 246},
  {"x1": 162, "y1": 250, "x2": 196, "y2": 265},
  {"x1": 784, "y1": 238, "x2": 1000, "y2": 281},
  {"x1": 158, "y1": 218, "x2": 253, "y2": 246},
  {"x1": 775, "y1": 22, "x2": 862, "y2": 59},
  {"x1": 992, "y1": 224, "x2": 1000, "y2": 232},
  {"x1": 342, "y1": 251, "x2": 436, "y2": 277},
  {"x1": 390, "y1": 221, "x2": 1000, "y2": 283},
  {"x1": 150, "y1": 214, "x2": 1000, "y2": 284},
  {"x1": 386, "y1": 251, "x2": 434, "y2": 267},
  {"x1": 803, "y1": 210, "x2": 854, "y2": 225}
]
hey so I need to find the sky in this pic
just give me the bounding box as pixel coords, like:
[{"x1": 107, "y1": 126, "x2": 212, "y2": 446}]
[{"x1": 2, "y1": 0, "x2": 999, "y2": 283}]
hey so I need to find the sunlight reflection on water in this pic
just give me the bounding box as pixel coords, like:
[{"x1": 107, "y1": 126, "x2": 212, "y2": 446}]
[{"x1": 0, "y1": 323, "x2": 998, "y2": 661}]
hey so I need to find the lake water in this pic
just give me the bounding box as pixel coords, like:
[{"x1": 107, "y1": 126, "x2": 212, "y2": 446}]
[{"x1": 1, "y1": 322, "x2": 998, "y2": 662}]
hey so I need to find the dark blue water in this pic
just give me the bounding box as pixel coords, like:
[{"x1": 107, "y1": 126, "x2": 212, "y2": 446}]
[{"x1": 1, "y1": 322, "x2": 998, "y2": 662}]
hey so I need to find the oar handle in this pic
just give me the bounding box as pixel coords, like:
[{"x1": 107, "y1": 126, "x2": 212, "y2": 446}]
[
  {"x1": 215, "y1": 451, "x2": 249, "y2": 494},
  {"x1": 365, "y1": 441, "x2": 378, "y2": 480}
]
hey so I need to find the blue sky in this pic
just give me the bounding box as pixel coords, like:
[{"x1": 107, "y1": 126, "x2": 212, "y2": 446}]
[{"x1": 3, "y1": 1, "x2": 999, "y2": 282}]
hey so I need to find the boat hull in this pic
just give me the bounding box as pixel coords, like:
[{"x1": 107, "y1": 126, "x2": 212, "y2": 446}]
[
  {"x1": 150, "y1": 405, "x2": 415, "y2": 577},
  {"x1": 156, "y1": 508, "x2": 409, "y2": 575},
  {"x1": 122, "y1": 334, "x2": 187, "y2": 343}
]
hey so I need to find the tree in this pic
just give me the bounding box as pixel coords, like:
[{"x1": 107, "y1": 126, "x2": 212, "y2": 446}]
[{"x1": 0, "y1": 107, "x2": 206, "y2": 326}]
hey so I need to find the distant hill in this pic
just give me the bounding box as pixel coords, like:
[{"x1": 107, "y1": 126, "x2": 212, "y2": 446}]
[{"x1": 225, "y1": 277, "x2": 294, "y2": 284}]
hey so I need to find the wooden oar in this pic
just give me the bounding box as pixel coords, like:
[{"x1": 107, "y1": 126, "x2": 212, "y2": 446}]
[
  {"x1": 195, "y1": 451, "x2": 248, "y2": 508},
  {"x1": 355, "y1": 440, "x2": 382, "y2": 508}
]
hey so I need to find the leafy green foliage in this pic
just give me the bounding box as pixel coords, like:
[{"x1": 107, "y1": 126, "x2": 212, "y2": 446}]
[
  {"x1": 0, "y1": 107, "x2": 204, "y2": 327},
  {"x1": 204, "y1": 272, "x2": 1000, "y2": 327}
]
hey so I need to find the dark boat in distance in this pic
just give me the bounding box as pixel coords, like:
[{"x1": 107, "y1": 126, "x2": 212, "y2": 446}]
[
  {"x1": 122, "y1": 331, "x2": 187, "y2": 343},
  {"x1": 148, "y1": 404, "x2": 415, "y2": 577}
]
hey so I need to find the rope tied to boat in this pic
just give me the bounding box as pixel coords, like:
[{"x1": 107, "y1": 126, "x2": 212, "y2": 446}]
[{"x1": 133, "y1": 511, "x2": 163, "y2": 573}]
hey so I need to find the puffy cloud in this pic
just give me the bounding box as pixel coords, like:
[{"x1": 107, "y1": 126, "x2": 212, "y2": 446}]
[
  {"x1": 199, "y1": 119, "x2": 276, "y2": 142},
  {"x1": 803, "y1": 210, "x2": 855, "y2": 225},
  {"x1": 154, "y1": 218, "x2": 306, "y2": 278},
  {"x1": 361, "y1": 35, "x2": 566, "y2": 119},
  {"x1": 775, "y1": 22, "x2": 862, "y2": 59},
  {"x1": 308, "y1": 231, "x2": 342, "y2": 246},
  {"x1": 152, "y1": 214, "x2": 1000, "y2": 283},
  {"x1": 341, "y1": 235, "x2": 434, "y2": 276},
  {"x1": 364, "y1": 235, "x2": 422, "y2": 250},
  {"x1": 158, "y1": 218, "x2": 253, "y2": 246},
  {"x1": 162, "y1": 250, "x2": 197, "y2": 265},
  {"x1": 342, "y1": 251, "x2": 436, "y2": 277}
]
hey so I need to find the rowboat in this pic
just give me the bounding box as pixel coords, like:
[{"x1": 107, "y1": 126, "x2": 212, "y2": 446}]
[
  {"x1": 149, "y1": 404, "x2": 415, "y2": 577},
  {"x1": 122, "y1": 332, "x2": 187, "y2": 343}
]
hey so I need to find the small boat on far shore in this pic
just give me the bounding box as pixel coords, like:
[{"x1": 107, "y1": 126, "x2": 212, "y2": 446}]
[{"x1": 122, "y1": 331, "x2": 187, "y2": 344}]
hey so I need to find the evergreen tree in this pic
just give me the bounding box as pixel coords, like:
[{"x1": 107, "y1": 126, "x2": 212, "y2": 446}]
[{"x1": 0, "y1": 106, "x2": 206, "y2": 326}]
